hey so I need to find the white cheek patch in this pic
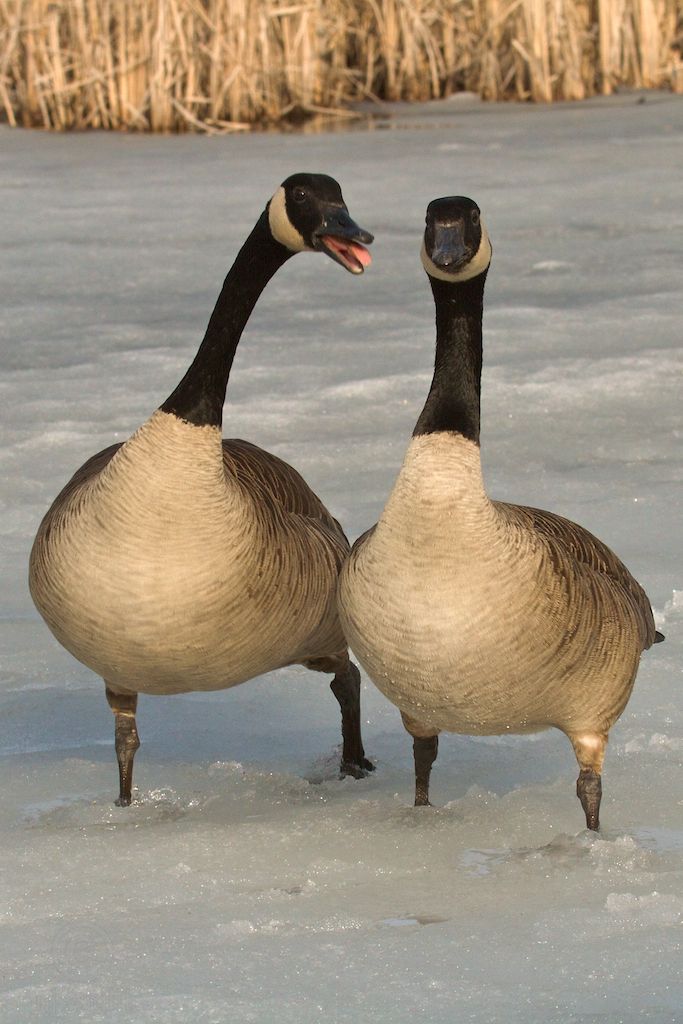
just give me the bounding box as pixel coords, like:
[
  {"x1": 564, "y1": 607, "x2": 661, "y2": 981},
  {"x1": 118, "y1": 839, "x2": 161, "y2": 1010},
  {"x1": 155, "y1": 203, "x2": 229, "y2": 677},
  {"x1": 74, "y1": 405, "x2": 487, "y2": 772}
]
[
  {"x1": 268, "y1": 186, "x2": 308, "y2": 252},
  {"x1": 421, "y1": 220, "x2": 492, "y2": 282}
]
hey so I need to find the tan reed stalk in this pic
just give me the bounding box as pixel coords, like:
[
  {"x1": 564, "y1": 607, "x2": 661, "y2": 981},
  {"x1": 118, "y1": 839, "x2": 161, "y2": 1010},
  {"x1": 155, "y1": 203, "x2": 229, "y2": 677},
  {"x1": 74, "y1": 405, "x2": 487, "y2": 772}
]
[
  {"x1": 0, "y1": 0, "x2": 21, "y2": 125},
  {"x1": 0, "y1": 0, "x2": 680, "y2": 131}
]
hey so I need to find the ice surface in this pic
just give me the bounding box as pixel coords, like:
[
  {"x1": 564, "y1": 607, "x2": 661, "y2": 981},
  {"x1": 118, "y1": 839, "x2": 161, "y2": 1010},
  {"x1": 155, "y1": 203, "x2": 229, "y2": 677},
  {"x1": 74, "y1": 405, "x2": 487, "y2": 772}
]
[{"x1": 1, "y1": 92, "x2": 682, "y2": 1023}]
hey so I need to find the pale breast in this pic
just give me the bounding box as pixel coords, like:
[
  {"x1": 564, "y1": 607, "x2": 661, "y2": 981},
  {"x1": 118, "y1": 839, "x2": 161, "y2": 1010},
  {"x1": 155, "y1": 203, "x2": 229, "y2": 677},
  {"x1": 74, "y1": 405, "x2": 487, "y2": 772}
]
[
  {"x1": 338, "y1": 435, "x2": 645, "y2": 737},
  {"x1": 30, "y1": 412, "x2": 347, "y2": 694}
]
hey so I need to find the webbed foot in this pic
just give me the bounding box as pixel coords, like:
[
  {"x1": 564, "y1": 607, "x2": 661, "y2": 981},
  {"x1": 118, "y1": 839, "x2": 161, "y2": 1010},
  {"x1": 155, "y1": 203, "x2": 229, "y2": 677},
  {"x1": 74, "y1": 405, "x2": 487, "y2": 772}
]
[
  {"x1": 568, "y1": 731, "x2": 607, "y2": 832},
  {"x1": 340, "y1": 755, "x2": 375, "y2": 779},
  {"x1": 330, "y1": 661, "x2": 374, "y2": 778}
]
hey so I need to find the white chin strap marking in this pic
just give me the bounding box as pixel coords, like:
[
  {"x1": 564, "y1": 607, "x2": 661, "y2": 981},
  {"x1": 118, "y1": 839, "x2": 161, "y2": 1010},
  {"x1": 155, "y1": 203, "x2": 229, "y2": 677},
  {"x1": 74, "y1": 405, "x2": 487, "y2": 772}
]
[
  {"x1": 421, "y1": 221, "x2": 492, "y2": 282},
  {"x1": 268, "y1": 186, "x2": 309, "y2": 252}
]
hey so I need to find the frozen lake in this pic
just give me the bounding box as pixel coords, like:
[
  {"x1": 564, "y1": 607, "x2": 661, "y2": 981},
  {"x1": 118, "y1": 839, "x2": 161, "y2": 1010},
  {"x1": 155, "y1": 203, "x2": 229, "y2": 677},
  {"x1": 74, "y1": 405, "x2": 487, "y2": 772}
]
[{"x1": 1, "y1": 91, "x2": 682, "y2": 1022}]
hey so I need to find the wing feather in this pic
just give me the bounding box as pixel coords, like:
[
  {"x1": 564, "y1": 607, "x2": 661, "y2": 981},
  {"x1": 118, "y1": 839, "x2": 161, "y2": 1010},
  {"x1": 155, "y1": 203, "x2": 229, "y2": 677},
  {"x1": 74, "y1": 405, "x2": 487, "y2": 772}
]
[{"x1": 498, "y1": 502, "x2": 658, "y2": 650}]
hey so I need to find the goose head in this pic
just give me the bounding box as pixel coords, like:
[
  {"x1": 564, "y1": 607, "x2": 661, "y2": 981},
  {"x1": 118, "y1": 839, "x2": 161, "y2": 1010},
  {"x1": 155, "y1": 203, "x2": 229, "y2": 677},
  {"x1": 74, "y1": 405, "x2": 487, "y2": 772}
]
[
  {"x1": 268, "y1": 173, "x2": 373, "y2": 274},
  {"x1": 421, "y1": 196, "x2": 492, "y2": 283}
]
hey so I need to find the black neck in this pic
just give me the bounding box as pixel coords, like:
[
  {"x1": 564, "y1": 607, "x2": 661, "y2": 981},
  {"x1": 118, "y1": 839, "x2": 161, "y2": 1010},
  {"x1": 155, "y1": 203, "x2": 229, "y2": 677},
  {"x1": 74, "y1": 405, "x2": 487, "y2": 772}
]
[
  {"x1": 160, "y1": 211, "x2": 293, "y2": 427},
  {"x1": 413, "y1": 271, "x2": 487, "y2": 444}
]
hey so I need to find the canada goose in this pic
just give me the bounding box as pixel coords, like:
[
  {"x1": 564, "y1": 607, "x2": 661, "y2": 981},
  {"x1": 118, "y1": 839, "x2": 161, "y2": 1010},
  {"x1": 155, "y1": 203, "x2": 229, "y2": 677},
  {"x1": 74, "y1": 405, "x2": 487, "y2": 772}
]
[
  {"x1": 338, "y1": 196, "x2": 662, "y2": 830},
  {"x1": 30, "y1": 173, "x2": 374, "y2": 806}
]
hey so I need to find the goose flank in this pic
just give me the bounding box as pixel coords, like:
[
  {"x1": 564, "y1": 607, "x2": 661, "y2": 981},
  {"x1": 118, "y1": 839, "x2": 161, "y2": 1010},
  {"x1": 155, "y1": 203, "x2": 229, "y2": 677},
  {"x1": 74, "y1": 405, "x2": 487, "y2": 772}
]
[
  {"x1": 337, "y1": 196, "x2": 662, "y2": 830},
  {"x1": 30, "y1": 173, "x2": 374, "y2": 806}
]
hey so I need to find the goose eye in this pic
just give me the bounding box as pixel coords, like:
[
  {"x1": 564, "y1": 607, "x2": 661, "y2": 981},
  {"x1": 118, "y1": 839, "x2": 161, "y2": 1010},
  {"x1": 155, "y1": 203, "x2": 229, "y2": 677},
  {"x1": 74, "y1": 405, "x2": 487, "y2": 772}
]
[
  {"x1": 293, "y1": 188, "x2": 307, "y2": 204},
  {"x1": 471, "y1": 210, "x2": 480, "y2": 225}
]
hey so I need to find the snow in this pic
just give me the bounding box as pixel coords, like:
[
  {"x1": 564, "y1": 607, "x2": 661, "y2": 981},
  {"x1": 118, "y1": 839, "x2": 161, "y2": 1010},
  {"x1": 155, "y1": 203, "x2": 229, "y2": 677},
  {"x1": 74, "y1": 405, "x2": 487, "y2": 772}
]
[{"x1": 1, "y1": 91, "x2": 682, "y2": 1022}]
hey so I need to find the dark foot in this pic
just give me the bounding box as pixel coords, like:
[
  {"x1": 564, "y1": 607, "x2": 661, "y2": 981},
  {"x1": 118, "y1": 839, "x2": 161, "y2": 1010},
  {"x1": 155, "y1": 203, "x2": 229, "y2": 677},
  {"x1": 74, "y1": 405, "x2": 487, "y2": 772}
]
[
  {"x1": 340, "y1": 755, "x2": 375, "y2": 779},
  {"x1": 413, "y1": 734, "x2": 439, "y2": 807},
  {"x1": 106, "y1": 686, "x2": 140, "y2": 808},
  {"x1": 330, "y1": 661, "x2": 373, "y2": 779},
  {"x1": 577, "y1": 768, "x2": 602, "y2": 830},
  {"x1": 113, "y1": 713, "x2": 140, "y2": 806}
]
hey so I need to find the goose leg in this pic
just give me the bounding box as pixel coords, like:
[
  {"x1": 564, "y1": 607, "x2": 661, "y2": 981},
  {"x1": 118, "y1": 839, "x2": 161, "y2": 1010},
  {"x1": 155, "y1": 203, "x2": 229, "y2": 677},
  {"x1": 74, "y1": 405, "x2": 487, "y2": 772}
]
[
  {"x1": 105, "y1": 685, "x2": 140, "y2": 807},
  {"x1": 330, "y1": 660, "x2": 375, "y2": 778},
  {"x1": 568, "y1": 731, "x2": 607, "y2": 831},
  {"x1": 402, "y1": 713, "x2": 439, "y2": 807}
]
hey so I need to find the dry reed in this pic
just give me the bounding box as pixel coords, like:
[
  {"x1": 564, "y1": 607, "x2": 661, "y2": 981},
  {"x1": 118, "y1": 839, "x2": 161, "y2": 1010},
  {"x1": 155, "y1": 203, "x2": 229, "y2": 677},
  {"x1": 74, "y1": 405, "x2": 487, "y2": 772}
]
[{"x1": 0, "y1": 0, "x2": 681, "y2": 131}]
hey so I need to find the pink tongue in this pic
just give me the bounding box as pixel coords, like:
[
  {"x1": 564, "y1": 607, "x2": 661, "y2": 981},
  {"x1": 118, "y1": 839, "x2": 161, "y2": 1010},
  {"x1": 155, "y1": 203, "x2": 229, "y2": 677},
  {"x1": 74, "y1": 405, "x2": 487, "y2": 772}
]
[
  {"x1": 348, "y1": 241, "x2": 372, "y2": 267},
  {"x1": 324, "y1": 235, "x2": 372, "y2": 267}
]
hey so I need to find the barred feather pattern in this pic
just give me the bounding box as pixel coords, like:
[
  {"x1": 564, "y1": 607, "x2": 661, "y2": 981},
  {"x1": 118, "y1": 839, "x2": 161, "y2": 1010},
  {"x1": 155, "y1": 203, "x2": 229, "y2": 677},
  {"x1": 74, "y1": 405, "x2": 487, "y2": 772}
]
[
  {"x1": 29, "y1": 411, "x2": 349, "y2": 697},
  {"x1": 338, "y1": 433, "x2": 656, "y2": 738}
]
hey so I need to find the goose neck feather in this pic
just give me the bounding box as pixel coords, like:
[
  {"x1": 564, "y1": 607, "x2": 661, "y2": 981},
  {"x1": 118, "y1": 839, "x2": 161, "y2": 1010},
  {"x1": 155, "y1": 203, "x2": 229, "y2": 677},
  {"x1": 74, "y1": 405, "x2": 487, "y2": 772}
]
[
  {"x1": 413, "y1": 272, "x2": 486, "y2": 443},
  {"x1": 161, "y1": 211, "x2": 292, "y2": 429}
]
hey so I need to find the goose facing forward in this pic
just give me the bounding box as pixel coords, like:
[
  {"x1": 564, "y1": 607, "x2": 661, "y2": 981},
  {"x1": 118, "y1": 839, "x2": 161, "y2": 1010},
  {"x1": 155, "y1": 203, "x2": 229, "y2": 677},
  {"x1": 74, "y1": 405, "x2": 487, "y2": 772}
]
[
  {"x1": 338, "y1": 196, "x2": 662, "y2": 830},
  {"x1": 30, "y1": 173, "x2": 374, "y2": 805}
]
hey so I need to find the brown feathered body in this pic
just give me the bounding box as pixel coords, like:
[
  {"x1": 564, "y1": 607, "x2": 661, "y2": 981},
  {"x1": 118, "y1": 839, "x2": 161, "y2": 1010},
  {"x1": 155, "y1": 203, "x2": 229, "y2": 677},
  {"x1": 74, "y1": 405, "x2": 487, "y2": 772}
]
[
  {"x1": 30, "y1": 411, "x2": 348, "y2": 697},
  {"x1": 338, "y1": 433, "x2": 657, "y2": 738}
]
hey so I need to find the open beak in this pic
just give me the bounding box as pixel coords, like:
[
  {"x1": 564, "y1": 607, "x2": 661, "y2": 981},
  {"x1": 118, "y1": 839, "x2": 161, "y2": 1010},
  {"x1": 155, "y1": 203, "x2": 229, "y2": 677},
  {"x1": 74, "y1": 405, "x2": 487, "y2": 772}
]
[{"x1": 313, "y1": 206, "x2": 374, "y2": 274}]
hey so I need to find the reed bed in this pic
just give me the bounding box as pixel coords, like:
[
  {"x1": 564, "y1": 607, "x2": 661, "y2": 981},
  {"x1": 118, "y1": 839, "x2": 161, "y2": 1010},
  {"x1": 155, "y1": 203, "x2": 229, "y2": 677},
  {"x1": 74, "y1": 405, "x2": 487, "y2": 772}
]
[{"x1": 1, "y1": 0, "x2": 681, "y2": 131}]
